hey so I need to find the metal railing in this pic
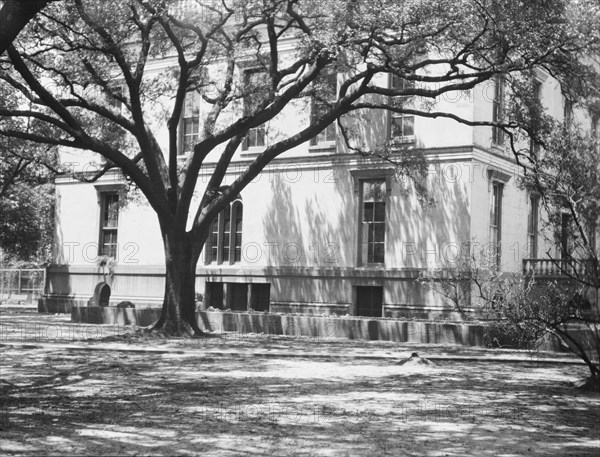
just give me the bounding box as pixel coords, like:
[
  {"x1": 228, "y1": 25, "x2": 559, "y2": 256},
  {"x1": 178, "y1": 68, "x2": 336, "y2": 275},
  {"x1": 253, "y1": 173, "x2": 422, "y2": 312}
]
[{"x1": 0, "y1": 269, "x2": 46, "y2": 302}]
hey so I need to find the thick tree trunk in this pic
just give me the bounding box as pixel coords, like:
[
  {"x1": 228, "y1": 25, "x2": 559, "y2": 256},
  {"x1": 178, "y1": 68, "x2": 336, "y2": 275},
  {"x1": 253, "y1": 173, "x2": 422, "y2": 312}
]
[
  {"x1": 150, "y1": 231, "x2": 206, "y2": 337},
  {"x1": 0, "y1": 1, "x2": 52, "y2": 54}
]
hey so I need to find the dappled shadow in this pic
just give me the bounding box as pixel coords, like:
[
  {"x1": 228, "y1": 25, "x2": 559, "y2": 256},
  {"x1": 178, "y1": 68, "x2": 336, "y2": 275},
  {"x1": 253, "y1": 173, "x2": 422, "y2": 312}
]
[
  {"x1": 1, "y1": 343, "x2": 599, "y2": 456},
  {"x1": 42, "y1": 191, "x2": 76, "y2": 311},
  {"x1": 262, "y1": 167, "x2": 355, "y2": 311},
  {"x1": 260, "y1": 150, "x2": 475, "y2": 315}
]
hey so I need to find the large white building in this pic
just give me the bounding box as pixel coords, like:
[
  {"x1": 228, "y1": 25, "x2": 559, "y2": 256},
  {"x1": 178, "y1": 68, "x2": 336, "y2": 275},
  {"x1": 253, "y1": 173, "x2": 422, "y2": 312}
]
[{"x1": 42, "y1": 41, "x2": 598, "y2": 318}]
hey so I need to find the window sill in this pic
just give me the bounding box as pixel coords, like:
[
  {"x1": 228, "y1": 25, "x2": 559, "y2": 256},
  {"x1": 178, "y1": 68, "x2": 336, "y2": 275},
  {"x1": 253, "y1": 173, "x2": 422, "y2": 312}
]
[
  {"x1": 94, "y1": 182, "x2": 126, "y2": 192},
  {"x1": 309, "y1": 142, "x2": 336, "y2": 153},
  {"x1": 490, "y1": 142, "x2": 507, "y2": 151},
  {"x1": 356, "y1": 264, "x2": 386, "y2": 269},
  {"x1": 389, "y1": 136, "x2": 416, "y2": 144},
  {"x1": 204, "y1": 260, "x2": 243, "y2": 266},
  {"x1": 240, "y1": 147, "x2": 264, "y2": 158}
]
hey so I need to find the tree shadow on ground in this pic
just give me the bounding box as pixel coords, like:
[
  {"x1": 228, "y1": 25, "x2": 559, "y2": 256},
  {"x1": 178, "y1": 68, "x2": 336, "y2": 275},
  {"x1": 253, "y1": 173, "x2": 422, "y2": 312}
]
[{"x1": 1, "y1": 347, "x2": 599, "y2": 456}]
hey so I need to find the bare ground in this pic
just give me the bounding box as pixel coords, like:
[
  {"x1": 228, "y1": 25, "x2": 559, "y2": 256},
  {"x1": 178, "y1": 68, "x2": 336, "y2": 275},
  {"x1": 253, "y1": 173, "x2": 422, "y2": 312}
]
[{"x1": 1, "y1": 312, "x2": 599, "y2": 456}]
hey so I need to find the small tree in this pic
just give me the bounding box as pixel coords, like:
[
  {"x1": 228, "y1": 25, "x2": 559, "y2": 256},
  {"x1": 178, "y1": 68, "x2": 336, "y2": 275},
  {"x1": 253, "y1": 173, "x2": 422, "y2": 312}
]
[
  {"x1": 482, "y1": 273, "x2": 598, "y2": 386},
  {"x1": 421, "y1": 248, "x2": 600, "y2": 386},
  {"x1": 422, "y1": 124, "x2": 600, "y2": 387}
]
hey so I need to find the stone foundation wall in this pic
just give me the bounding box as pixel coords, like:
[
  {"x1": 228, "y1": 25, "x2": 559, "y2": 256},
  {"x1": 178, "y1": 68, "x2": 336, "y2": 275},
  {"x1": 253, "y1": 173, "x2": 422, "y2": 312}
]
[{"x1": 70, "y1": 307, "x2": 574, "y2": 350}]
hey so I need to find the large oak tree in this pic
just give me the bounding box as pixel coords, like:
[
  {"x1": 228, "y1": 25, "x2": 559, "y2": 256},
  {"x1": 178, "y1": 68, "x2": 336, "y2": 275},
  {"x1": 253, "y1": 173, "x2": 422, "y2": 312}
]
[{"x1": 1, "y1": 0, "x2": 599, "y2": 335}]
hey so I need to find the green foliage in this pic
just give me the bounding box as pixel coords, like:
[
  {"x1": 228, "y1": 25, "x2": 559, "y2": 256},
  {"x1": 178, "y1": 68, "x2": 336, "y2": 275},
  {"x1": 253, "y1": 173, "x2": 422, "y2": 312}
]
[
  {"x1": 0, "y1": 140, "x2": 58, "y2": 266},
  {"x1": 0, "y1": 182, "x2": 55, "y2": 265}
]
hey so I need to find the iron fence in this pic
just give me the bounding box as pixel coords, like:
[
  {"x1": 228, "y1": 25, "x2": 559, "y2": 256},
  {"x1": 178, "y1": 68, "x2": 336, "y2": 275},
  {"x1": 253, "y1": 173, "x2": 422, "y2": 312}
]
[{"x1": 0, "y1": 269, "x2": 46, "y2": 302}]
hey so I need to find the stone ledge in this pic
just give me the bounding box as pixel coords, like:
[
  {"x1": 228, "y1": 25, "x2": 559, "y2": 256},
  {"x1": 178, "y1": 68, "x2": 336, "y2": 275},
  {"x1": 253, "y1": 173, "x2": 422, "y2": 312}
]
[
  {"x1": 38, "y1": 297, "x2": 83, "y2": 314},
  {"x1": 69, "y1": 307, "x2": 580, "y2": 352},
  {"x1": 71, "y1": 306, "x2": 489, "y2": 345},
  {"x1": 39, "y1": 296, "x2": 162, "y2": 314},
  {"x1": 72, "y1": 306, "x2": 159, "y2": 326}
]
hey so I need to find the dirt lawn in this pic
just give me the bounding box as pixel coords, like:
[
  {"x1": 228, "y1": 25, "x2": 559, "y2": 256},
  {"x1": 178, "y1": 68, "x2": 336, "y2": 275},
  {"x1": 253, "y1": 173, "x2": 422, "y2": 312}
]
[{"x1": 1, "y1": 312, "x2": 599, "y2": 456}]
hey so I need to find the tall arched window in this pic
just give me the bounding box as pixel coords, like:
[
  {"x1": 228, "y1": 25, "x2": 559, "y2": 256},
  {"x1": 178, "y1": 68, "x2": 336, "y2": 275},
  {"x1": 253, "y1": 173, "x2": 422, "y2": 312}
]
[
  {"x1": 207, "y1": 215, "x2": 219, "y2": 263},
  {"x1": 205, "y1": 199, "x2": 243, "y2": 264},
  {"x1": 221, "y1": 203, "x2": 231, "y2": 262},
  {"x1": 232, "y1": 201, "x2": 243, "y2": 262}
]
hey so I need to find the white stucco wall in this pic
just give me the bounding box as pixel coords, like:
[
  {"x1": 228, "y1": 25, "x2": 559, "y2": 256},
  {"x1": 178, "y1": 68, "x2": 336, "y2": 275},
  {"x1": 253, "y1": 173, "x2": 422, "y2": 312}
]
[{"x1": 50, "y1": 51, "x2": 590, "y2": 311}]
